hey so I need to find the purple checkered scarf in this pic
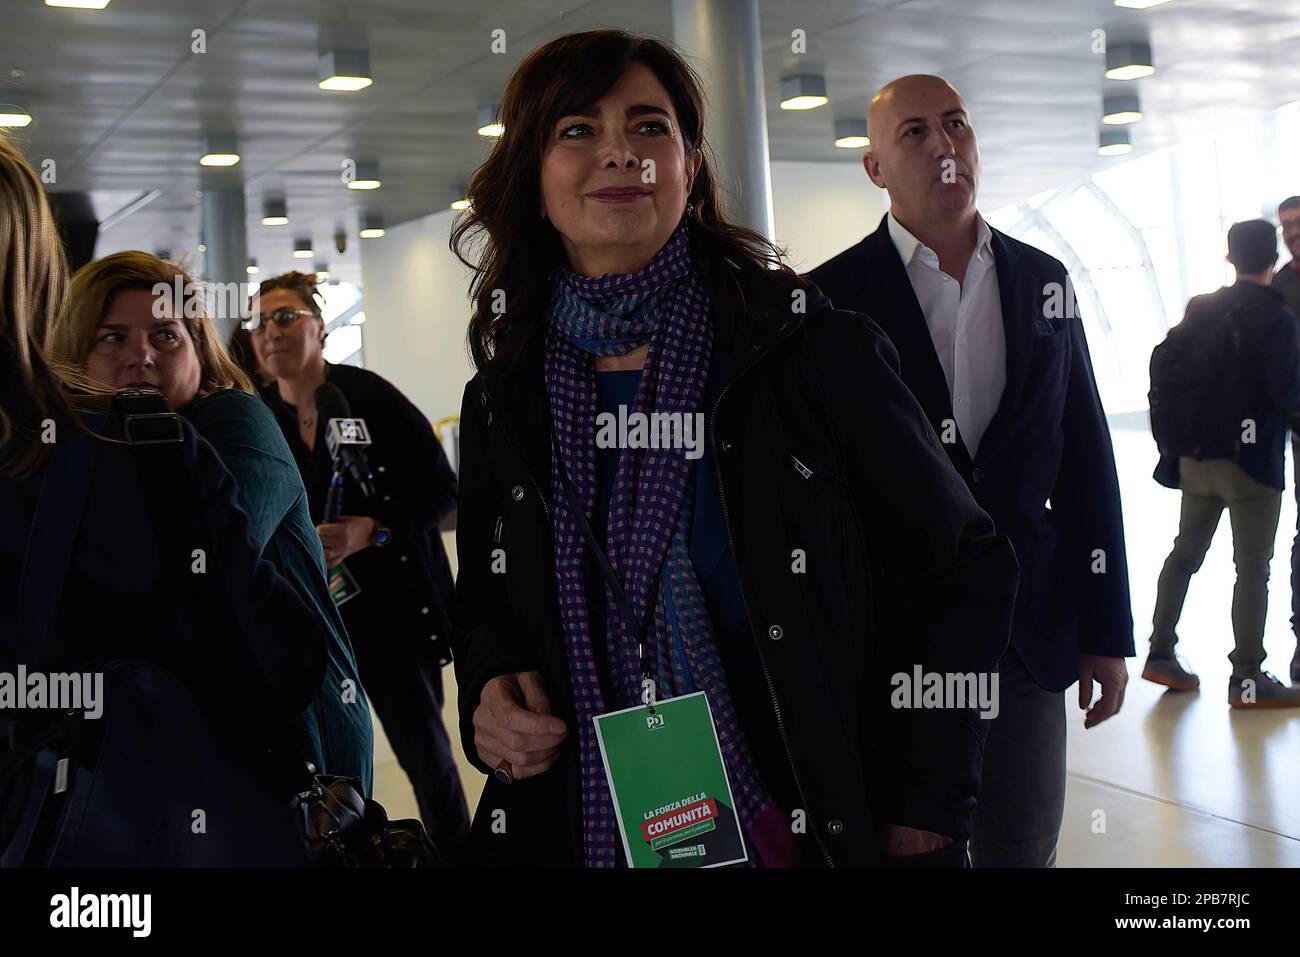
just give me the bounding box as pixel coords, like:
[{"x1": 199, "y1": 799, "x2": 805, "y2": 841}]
[{"x1": 545, "y1": 222, "x2": 769, "y2": 867}]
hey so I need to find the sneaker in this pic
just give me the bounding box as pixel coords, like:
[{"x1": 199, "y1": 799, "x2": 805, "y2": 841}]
[
  {"x1": 1228, "y1": 671, "x2": 1300, "y2": 708},
  {"x1": 1141, "y1": 653, "x2": 1200, "y2": 691}
]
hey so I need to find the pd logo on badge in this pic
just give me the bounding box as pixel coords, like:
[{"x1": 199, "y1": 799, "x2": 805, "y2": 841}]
[{"x1": 646, "y1": 713, "x2": 665, "y2": 730}]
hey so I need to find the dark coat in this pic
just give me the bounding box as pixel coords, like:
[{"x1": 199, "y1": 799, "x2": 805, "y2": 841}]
[
  {"x1": 0, "y1": 393, "x2": 329, "y2": 728},
  {"x1": 260, "y1": 363, "x2": 458, "y2": 667},
  {"x1": 0, "y1": 384, "x2": 331, "y2": 865},
  {"x1": 451, "y1": 281, "x2": 1019, "y2": 867},
  {"x1": 1272, "y1": 259, "x2": 1300, "y2": 319},
  {"x1": 808, "y1": 214, "x2": 1135, "y2": 693},
  {"x1": 1153, "y1": 282, "x2": 1300, "y2": 492}
]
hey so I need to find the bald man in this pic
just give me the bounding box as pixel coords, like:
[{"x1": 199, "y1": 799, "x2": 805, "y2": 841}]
[{"x1": 808, "y1": 75, "x2": 1134, "y2": 867}]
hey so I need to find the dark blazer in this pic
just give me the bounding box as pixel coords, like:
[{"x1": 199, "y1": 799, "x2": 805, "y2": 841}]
[
  {"x1": 808, "y1": 214, "x2": 1135, "y2": 692},
  {"x1": 452, "y1": 280, "x2": 1018, "y2": 867},
  {"x1": 1272, "y1": 259, "x2": 1300, "y2": 318},
  {"x1": 260, "y1": 363, "x2": 458, "y2": 668}
]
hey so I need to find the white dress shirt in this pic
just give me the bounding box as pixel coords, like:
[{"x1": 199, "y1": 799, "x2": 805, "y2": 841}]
[{"x1": 887, "y1": 210, "x2": 1006, "y2": 457}]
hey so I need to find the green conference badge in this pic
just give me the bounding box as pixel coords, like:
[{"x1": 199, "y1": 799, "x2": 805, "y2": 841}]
[
  {"x1": 328, "y1": 561, "x2": 361, "y2": 607},
  {"x1": 593, "y1": 691, "x2": 748, "y2": 869}
]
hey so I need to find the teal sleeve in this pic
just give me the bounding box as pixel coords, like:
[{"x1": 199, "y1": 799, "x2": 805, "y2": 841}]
[{"x1": 185, "y1": 390, "x2": 302, "y2": 552}]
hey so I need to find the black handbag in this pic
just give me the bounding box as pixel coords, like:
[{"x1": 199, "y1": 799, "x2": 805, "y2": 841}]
[{"x1": 293, "y1": 765, "x2": 439, "y2": 868}]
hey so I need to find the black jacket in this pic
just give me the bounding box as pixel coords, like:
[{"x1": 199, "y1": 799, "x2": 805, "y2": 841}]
[
  {"x1": 1272, "y1": 260, "x2": 1300, "y2": 319},
  {"x1": 1153, "y1": 282, "x2": 1300, "y2": 492},
  {"x1": 451, "y1": 282, "x2": 1018, "y2": 867},
  {"x1": 0, "y1": 393, "x2": 329, "y2": 729},
  {"x1": 0, "y1": 381, "x2": 333, "y2": 866},
  {"x1": 261, "y1": 363, "x2": 457, "y2": 666},
  {"x1": 809, "y1": 216, "x2": 1135, "y2": 693}
]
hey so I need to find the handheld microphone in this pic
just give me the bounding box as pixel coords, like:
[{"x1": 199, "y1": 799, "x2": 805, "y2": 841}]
[{"x1": 315, "y1": 382, "x2": 375, "y2": 521}]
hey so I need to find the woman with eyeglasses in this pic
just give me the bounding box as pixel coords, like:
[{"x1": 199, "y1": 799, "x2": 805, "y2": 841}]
[
  {"x1": 52, "y1": 251, "x2": 374, "y2": 793},
  {"x1": 246, "y1": 271, "x2": 469, "y2": 862},
  {"x1": 449, "y1": 30, "x2": 1019, "y2": 868}
]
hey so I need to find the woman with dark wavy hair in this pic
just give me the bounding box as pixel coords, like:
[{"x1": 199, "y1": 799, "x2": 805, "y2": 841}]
[{"x1": 450, "y1": 30, "x2": 1018, "y2": 868}]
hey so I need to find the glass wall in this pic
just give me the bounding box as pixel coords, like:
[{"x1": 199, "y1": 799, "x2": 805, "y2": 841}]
[
  {"x1": 319, "y1": 279, "x2": 366, "y2": 367},
  {"x1": 988, "y1": 99, "x2": 1300, "y2": 416}
]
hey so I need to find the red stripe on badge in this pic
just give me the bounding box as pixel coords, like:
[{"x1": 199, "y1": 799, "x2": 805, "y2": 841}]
[{"x1": 640, "y1": 798, "x2": 718, "y2": 843}]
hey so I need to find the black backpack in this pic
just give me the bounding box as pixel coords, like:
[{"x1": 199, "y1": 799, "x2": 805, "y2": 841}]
[{"x1": 1149, "y1": 298, "x2": 1250, "y2": 460}]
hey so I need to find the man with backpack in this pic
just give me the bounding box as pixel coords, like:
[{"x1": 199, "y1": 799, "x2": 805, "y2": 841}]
[{"x1": 1147, "y1": 219, "x2": 1300, "y2": 707}]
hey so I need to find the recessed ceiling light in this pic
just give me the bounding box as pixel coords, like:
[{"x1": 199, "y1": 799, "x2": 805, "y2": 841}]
[
  {"x1": 200, "y1": 134, "x2": 240, "y2": 167},
  {"x1": 0, "y1": 90, "x2": 33, "y2": 128},
  {"x1": 833, "y1": 118, "x2": 869, "y2": 149},
  {"x1": 477, "y1": 105, "x2": 504, "y2": 138},
  {"x1": 1099, "y1": 128, "x2": 1133, "y2": 156},
  {"x1": 318, "y1": 49, "x2": 373, "y2": 92},
  {"x1": 780, "y1": 74, "x2": 828, "y2": 111},
  {"x1": 261, "y1": 198, "x2": 288, "y2": 226},
  {"x1": 1102, "y1": 93, "x2": 1143, "y2": 125},
  {"x1": 347, "y1": 161, "x2": 381, "y2": 190},
  {"x1": 246, "y1": 260, "x2": 260, "y2": 276},
  {"x1": 1105, "y1": 42, "x2": 1156, "y2": 80},
  {"x1": 45, "y1": 0, "x2": 111, "y2": 8}
]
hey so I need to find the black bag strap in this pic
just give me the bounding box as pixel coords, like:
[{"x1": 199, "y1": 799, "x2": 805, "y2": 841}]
[
  {"x1": 5, "y1": 419, "x2": 99, "y2": 866},
  {"x1": 15, "y1": 422, "x2": 98, "y2": 666}
]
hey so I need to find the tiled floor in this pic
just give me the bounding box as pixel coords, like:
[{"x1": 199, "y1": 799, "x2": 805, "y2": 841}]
[{"x1": 376, "y1": 428, "x2": 1300, "y2": 866}]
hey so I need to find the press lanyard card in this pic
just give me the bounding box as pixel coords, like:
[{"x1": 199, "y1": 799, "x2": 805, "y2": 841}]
[
  {"x1": 328, "y1": 561, "x2": 362, "y2": 607},
  {"x1": 593, "y1": 691, "x2": 748, "y2": 869}
]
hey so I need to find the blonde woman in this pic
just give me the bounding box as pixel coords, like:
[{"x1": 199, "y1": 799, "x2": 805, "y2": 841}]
[
  {"x1": 52, "y1": 251, "x2": 374, "y2": 791},
  {"x1": 0, "y1": 135, "x2": 331, "y2": 865}
]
